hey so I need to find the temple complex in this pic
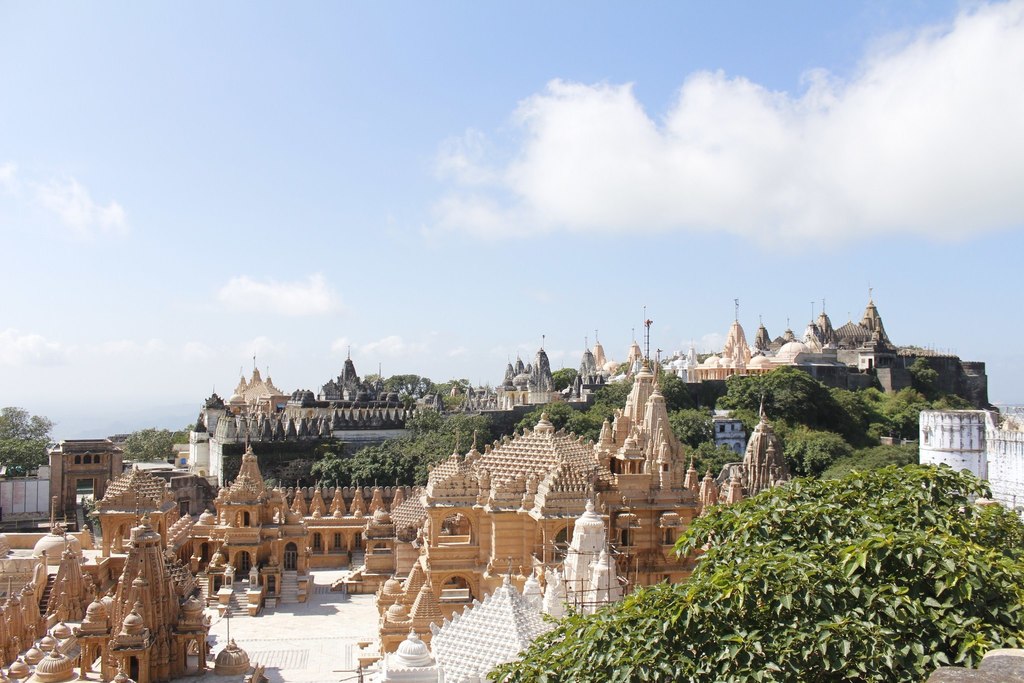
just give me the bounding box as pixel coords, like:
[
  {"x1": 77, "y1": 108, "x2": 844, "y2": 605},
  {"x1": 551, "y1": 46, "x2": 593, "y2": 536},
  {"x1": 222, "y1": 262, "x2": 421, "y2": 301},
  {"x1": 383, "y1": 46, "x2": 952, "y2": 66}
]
[
  {"x1": 667, "y1": 296, "x2": 988, "y2": 406},
  {"x1": 495, "y1": 347, "x2": 557, "y2": 409},
  {"x1": 189, "y1": 356, "x2": 411, "y2": 486}
]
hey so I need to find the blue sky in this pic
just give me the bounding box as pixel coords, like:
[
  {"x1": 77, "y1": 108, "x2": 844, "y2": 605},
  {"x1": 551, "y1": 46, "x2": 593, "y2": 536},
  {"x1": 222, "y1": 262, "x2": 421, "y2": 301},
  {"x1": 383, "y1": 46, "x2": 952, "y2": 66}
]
[{"x1": 2, "y1": 2, "x2": 1022, "y2": 438}]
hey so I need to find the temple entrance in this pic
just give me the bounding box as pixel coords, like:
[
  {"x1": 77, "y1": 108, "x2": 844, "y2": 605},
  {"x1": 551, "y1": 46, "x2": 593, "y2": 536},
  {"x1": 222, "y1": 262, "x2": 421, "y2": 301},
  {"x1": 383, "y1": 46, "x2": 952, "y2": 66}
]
[
  {"x1": 235, "y1": 551, "x2": 252, "y2": 576},
  {"x1": 185, "y1": 639, "x2": 201, "y2": 674},
  {"x1": 129, "y1": 657, "x2": 140, "y2": 681},
  {"x1": 284, "y1": 543, "x2": 297, "y2": 571},
  {"x1": 75, "y1": 477, "x2": 95, "y2": 505},
  {"x1": 199, "y1": 542, "x2": 210, "y2": 563}
]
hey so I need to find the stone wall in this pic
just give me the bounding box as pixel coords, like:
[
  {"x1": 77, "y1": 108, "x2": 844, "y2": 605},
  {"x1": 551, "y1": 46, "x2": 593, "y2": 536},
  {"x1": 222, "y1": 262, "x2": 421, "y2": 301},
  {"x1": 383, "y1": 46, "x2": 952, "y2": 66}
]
[
  {"x1": 918, "y1": 410, "x2": 1024, "y2": 513},
  {"x1": 986, "y1": 419, "x2": 1024, "y2": 511},
  {"x1": 919, "y1": 411, "x2": 988, "y2": 479}
]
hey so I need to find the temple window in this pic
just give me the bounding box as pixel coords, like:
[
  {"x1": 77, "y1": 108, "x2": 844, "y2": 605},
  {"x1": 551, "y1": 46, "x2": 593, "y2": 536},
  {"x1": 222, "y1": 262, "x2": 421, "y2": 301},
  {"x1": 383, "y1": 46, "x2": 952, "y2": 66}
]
[
  {"x1": 312, "y1": 533, "x2": 322, "y2": 550},
  {"x1": 333, "y1": 533, "x2": 342, "y2": 549}
]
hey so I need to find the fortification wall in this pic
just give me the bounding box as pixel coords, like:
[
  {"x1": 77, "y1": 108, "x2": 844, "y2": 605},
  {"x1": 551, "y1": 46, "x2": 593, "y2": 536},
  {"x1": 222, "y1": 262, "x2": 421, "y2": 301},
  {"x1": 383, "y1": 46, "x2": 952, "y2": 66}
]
[
  {"x1": 919, "y1": 410, "x2": 988, "y2": 479},
  {"x1": 987, "y1": 418, "x2": 1024, "y2": 511}
]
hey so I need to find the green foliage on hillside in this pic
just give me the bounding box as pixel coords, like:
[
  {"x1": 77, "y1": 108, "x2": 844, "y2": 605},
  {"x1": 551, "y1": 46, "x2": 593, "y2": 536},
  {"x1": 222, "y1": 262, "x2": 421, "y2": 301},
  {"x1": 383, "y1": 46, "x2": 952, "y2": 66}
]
[
  {"x1": 0, "y1": 406, "x2": 54, "y2": 475},
  {"x1": 716, "y1": 368, "x2": 976, "y2": 477},
  {"x1": 121, "y1": 427, "x2": 190, "y2": 462},
  {"x1": 494, "y1": 466, "x2": 1024, "y2": 683},
  {"x1": 310, "y1": 412, "x2": 494, "y2": 487}
]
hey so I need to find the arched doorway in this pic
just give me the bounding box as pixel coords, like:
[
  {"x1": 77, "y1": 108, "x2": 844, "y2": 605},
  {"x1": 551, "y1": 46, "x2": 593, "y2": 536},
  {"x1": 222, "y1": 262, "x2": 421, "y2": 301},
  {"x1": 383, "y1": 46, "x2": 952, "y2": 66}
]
[
  {"x1": 129, "y1": 656, "x2": 140, "y2": 681},
  {"x1": 185, "y1": 638, "x2": 201, "y2": 674},
  {"x1": 235, "y1": 551, "x2": 252, "y2": 576},
  {"x1": 284, "y1": 542, "x2": 298, "y2": 571}
]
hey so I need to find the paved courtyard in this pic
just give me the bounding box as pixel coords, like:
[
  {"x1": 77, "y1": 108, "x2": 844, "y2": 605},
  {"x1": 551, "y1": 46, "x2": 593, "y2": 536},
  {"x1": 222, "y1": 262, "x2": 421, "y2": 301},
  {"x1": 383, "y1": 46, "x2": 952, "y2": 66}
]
[{"x1": 186, "y1": 570, "x2": 380, "y2": 683}]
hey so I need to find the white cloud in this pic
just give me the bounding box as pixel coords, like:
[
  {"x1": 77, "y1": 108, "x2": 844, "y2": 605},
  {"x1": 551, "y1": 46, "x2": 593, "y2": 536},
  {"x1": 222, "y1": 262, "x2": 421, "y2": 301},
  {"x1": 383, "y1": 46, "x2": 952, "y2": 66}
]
[
  {"x1": 97, "y1": 338, "x2": 167, "y2": 356},
  {"x1": 35, "y1": 177, "x2": 128, "y2": 238},
  {"x1": 243, "y1": 336, "x2": 286, "y2": 359},
  {"x1": 217, "y1": 274, "x2": 342, "y2": 316},
  {"x1": 331, "y1": 335, "x2": 427, "y2": 358},
  {"x1": 697, "y1": 332, "x2": 726, "y2": 354},
  {"x1": 182, "y1": 341, "x2": 215, "y2": 363},
  {"x1": 435, "y1": 1, "x2": 1024, "y2": 245},
  {"x1": 0, "y1": 329, "x2": 69, "y2": 367},
  {"x1": 360, "y1": 335, "x2": 426, "y2": 357},
  {"x1": 447, "y1": 346, "x2": 468, "y2": 358},
  {"x1": 0, "y1": 162, "x2": 17, "y2": 191}
]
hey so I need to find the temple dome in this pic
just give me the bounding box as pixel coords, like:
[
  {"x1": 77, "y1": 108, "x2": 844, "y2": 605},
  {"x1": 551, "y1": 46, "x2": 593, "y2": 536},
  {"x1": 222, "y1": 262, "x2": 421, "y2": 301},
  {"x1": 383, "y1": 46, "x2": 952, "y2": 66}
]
[
  {"x1": 121, "y1": 607, "x2": 145, "y2": 635},
  {"x1": 387, "y1": 603, "x2": 410, "y2": 622},
  {"x1": 748, "y1": 354, "x2": 773, "y2": 368},
  {"x1": 214, "y1": 639, "x2": 250, "y2": 676},
  {"x1": 33, "y1": 650, "x2": 75, "y2": 683},
  {"x1": 51, "y1": 621, "x2": 72, "y2": 640},
  {"x1": 8, "y1": 659, "x2": 30, "y2": 680},
  {"x1": 24, "y1": 647, "x2": 44, "y2": 665},
  {"x1": 83, "y1": 598, "x2": 109, "y2": 629},
  {"x1": 198, "y1": 510, "x2": 216, "y2": 525},
  {"x1": 393, "y1": 630, "x2": 434, "y2": 668},
  {"x1": 575, "y1": 500, "x2": 604, "y2": 532},
  {"x1": 382, "y1": 578, "x2": 403, "y2": 596},
  {"x1": 775, "y1": 341, "x2": 810, "y2": 364},
  {"x1": 38, "y1": 634, "x2": 57, "y2": 652},
  {"x1": 32, "y1": 532, "x2": 80, "y2": 565}
]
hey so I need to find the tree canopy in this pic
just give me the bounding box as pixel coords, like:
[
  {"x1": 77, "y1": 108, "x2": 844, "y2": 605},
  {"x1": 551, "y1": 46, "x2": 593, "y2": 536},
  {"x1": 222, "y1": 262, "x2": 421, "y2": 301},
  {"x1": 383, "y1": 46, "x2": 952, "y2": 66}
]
[
  {"x1": 495, "y1": 466, "x2": 1024, "y2": 682},
  {"x1": 310, "y1": 412, "x2": 494, "y2": 487},
  {"x1": 0, "y1": 406, "x2": 54, "y2": 475},
  {"x1": 121, "y1": 427, "x2": 189, "y2": 462}
]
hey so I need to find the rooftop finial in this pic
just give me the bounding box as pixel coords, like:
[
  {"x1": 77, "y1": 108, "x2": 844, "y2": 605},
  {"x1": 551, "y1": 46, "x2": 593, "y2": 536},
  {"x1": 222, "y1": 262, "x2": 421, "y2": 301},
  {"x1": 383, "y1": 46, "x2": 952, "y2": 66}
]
[
  {"x1": 541, "y1": 334, "x2": 545, "y2": 350},
  {"x1": 643, "y1": 309, "x2": 653, "y2": 361},
  {"x1": 594, "y1": 329, "x2": 599, "y2": 344},
  {"x1": 811, "y1": 301, "x2": 815, "y2": 322},
  {"x1": 347, "y1": 345, "x2": 351, "y2": 360},
  {"x1": 868, "y1": 283, "x2": 874, "y2": 303},
  {"x1": 821, "y1": 298, "x2": 826, "y2": 315},
  {"x1": 734, "y1": 298, "x2": 739, "y2": 321},
  {"x1": 253, "y1": 354, "x2": 256, "y2": 371}
]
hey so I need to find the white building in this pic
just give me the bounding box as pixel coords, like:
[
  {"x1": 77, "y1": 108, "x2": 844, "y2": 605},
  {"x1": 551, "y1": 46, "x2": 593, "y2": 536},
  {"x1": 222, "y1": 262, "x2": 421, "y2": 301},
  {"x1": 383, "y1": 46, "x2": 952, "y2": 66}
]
[{"x1": 919, "y1": 410, "x2": 1024, "y2": 511}]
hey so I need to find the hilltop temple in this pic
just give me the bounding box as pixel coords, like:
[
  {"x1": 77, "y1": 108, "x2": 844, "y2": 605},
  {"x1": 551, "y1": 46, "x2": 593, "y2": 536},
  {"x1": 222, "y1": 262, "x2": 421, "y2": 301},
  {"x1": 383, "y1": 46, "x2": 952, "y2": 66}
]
[
  {"x1": 189, "y1": 357, "x2": 411, "y2": 485},
  {"x1": 667, "y1": 296, "x2": 988, "y2": 407}
]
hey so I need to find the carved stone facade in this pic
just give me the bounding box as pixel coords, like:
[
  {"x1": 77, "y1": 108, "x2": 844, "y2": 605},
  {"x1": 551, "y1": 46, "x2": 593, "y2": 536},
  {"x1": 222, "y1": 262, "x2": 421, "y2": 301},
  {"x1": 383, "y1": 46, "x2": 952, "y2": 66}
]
[{"x1": 47, "y1": 439, "x2": 124, "y2": 519}]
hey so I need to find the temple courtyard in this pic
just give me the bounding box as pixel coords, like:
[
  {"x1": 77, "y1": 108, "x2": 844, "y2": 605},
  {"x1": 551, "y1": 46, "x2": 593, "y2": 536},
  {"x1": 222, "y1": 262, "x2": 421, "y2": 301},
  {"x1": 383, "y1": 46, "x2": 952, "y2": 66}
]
[{"x1": 201, "y1": 570, "x2": 379, "y2": 683}]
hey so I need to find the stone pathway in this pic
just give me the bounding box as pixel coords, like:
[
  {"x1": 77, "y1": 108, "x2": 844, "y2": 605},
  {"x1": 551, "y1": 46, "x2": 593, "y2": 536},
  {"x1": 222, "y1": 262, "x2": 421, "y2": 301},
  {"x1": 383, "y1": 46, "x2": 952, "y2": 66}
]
[{"x1": 198, "y1": 569, "x2": 377, "y2": 683}]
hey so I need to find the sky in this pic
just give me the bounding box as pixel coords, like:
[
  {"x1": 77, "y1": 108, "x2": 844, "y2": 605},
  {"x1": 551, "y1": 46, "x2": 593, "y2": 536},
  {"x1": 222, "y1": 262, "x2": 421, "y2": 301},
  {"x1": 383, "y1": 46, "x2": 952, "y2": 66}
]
[{"x1": 1, "y1": 1, "x2": 1023, "y2": 439}]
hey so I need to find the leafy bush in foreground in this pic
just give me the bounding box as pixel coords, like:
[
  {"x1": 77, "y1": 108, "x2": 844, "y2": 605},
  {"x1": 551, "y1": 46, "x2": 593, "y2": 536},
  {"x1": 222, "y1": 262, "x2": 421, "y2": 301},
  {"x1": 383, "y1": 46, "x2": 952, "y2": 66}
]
[{"x1": 493, "y1": 466, "x2": 1024, "y2": 683}]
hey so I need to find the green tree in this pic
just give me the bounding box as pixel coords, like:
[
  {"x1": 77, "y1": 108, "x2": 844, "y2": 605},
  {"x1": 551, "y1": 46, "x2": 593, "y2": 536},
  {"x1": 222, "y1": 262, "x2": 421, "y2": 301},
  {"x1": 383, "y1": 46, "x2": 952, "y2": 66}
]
[
  {"x1": 0, "y1": 407, "x2": 54, "y2": 475},
  {"x1": 516, "y1": 403, "x2": 578, "y2": 433},
  {"x1": 822, "y1": 443, "x2": 919, "y2": 479},
  {"x1": 658, "y1": 371, "x2": 694, "y2": 412},
  {"x1": 496, "y1": 466, "x2": 1024, "y2": 682},
  {"x1": 690, "y1": 442, "x2": 740, "y2": 477},
  {"x1": 382, "y1": 374, "x2": 435, "y2": 400},
  {"x1": 121, "y1": 427, "x2": 187, "y2": 462},
  {"x1": 312, "y1": 412, "x2": 496, "y2": 487},
  {"x1": 668, "y1": 409, "x2": 713, "y2": 449},
  {"x1": 551, "y1": 368, "x2": 578, "y2": 392},
  {"x1": 909, "y1": 357, "x2": 940, "y2": 399},
  {"x1": 782, "y1": 427, "x2": 853, "y2": 477}
]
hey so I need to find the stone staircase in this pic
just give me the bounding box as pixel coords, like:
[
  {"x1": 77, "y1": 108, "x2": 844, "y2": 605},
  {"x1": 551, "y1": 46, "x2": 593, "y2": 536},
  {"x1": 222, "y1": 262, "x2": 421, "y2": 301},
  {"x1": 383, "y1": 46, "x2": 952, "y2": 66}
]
[
  {"x1": 196, "y1": 572, "x2": 212, "y2": 605},
  {"x1": 280, "y1": 571, "x2": 299, "y2": 605},
  {"x1": 38, "y1": 574, "x2": 56, "y2": 612},
  {"x1": 223, "y1": 584, "x2": 248, "y2": 617}
]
